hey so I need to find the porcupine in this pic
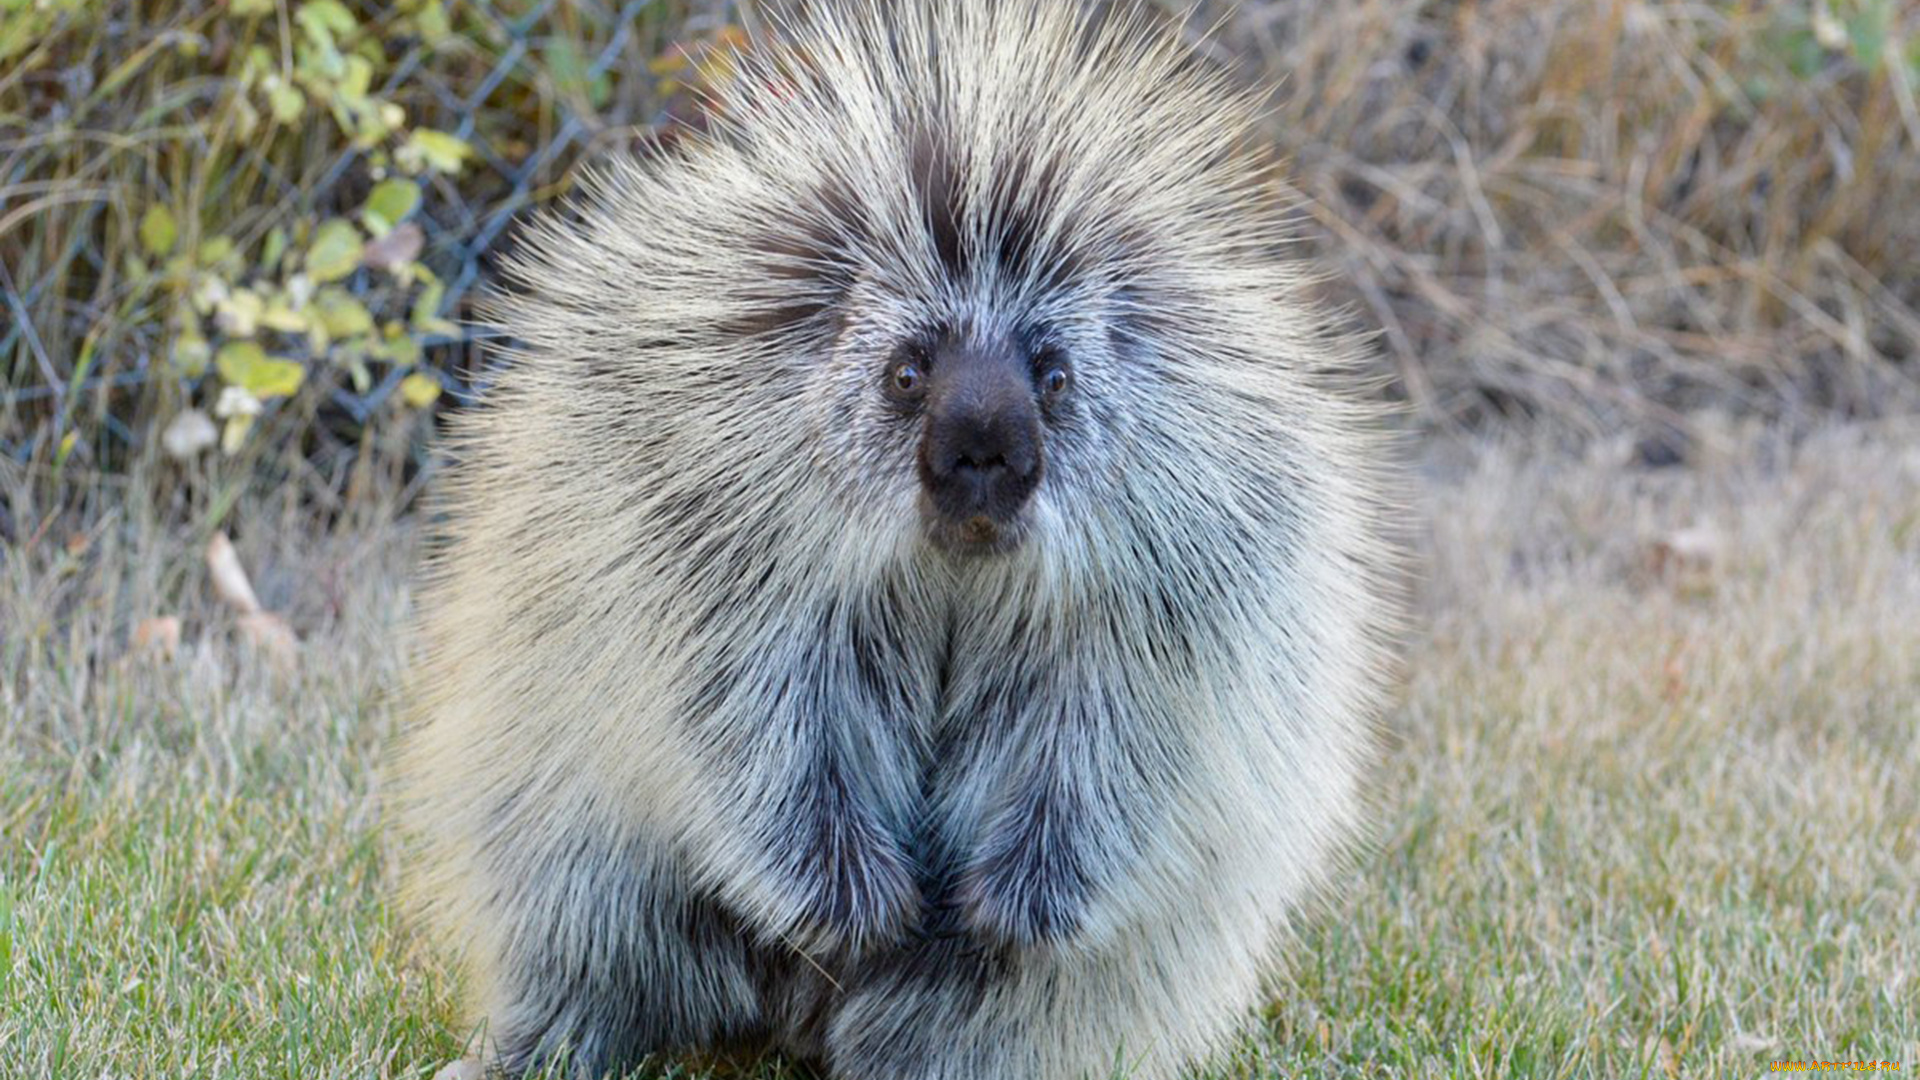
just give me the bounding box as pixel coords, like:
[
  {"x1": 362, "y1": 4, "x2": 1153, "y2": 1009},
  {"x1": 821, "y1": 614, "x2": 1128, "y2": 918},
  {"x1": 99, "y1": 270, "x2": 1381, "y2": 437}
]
[{"x1": 393, "y1": 2, "x2": 1398, "y2": 1077}]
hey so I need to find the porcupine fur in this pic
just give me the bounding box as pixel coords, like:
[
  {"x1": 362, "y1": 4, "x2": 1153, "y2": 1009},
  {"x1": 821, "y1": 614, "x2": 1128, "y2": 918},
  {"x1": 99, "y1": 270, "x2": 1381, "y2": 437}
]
[{"x1": 393, "y1": 2, "x2": 1398, "y2": 1077}]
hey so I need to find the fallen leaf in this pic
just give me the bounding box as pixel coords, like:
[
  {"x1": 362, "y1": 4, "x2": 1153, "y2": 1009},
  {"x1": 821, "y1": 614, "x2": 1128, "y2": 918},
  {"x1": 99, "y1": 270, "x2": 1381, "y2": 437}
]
[
  {"x1": 238, "y1": 611, "x2": 299, "y2": 675},
  {"x1": 206, "y1": 532, "x2": 262, "y2": 615},
  {"x1": 132, "y1": 616, "x2": 182, "y2": 661}
]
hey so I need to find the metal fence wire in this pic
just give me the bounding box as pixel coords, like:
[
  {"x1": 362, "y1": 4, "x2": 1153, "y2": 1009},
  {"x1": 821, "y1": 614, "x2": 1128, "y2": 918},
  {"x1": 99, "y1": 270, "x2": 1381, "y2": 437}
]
[{"x1": 1, "y1": 0, "x2": 711, "y2": 463}]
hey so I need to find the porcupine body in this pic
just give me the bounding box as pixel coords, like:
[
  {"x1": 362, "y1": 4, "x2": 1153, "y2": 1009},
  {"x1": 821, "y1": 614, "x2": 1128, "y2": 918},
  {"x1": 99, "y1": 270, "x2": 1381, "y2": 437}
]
[{"x1": 393, "y1": 2, "x2": 1397, "y2": 1077}]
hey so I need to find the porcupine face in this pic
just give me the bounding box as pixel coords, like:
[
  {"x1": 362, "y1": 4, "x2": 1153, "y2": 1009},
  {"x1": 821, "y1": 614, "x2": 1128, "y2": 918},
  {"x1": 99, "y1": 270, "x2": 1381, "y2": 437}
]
[
  {"x1": 780, "y1": 159, "x2": 1143, "y2": 562},
  {"x1": 702, "y1": 5, "x2": 1240, "y2": 563},
  {"x1": 842, "y1": 302, "x2": 1117, "y2": 558}
]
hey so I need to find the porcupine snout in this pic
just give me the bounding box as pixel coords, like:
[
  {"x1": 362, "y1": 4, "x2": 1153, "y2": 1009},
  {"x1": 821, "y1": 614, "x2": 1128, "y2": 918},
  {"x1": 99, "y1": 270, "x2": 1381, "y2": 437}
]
[{"x1": 916, "y1": 333, "x2": 1044, "y2": 548}]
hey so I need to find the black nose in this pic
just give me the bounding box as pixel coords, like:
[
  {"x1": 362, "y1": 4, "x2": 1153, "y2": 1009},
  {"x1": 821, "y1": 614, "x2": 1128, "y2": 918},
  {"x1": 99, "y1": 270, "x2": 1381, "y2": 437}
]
[{"x1": 918, "y1": 338, "x2": 1043, "y2": 529}]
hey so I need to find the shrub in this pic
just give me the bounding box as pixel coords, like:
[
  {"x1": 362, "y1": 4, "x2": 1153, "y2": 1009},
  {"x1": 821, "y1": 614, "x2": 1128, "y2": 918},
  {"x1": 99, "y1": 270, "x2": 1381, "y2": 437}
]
[{"x1": 0, "y1": 0, "x2": 717, "y2": 500}]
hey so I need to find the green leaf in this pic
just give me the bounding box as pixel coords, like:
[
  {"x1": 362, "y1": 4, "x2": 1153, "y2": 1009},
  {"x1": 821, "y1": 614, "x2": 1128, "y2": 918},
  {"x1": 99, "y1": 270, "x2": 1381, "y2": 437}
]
[
  {"x1": 339, "y1": 53, "x2": 373, "y2": 100},
  {"x1": 412, "y1": 1, "x2": 449, "y2": 43},
  {"x1": 410, "y1": 276, "x2": 458, "y2": 337},
  {"x1": 216, "y1": 342, "x2": 305, "y2": 398},
  {"x1": 293, "y1": 0, "x2": 352, "y2": 80},
  {"x1": 262, "y1": 226, "x2": 289, "y2": 272},
  {"x1": 240, "y1": 44, "x2": 273, "y2": 82},
  {"x1": 215, "y1": 341, "x2": 264, "y2": 384},
  {"x1": 399, "y1": 371, "x2": 442, "y2": 407},
  {"x1": 259, "y1": 296, "x2": 308, "y2": 334},
  {"x1": 231, "y1": 0, "x2": 273, "y2": 15},
  {"x1": 361, "y1": 178, "x2": 421, "y2": 236},
  {"x1": 197, "y1": 236, "x2": 238, "y2": 270},
  {"x1": 267, "y1": 80, "x2": 304, "y2": 124},
  {"x1": 172, "y1": 329, "x2": 211, "y2": 377},
  {"x1": 398, "y1": 129, "x2": 473, "y2": 175},
  {"x1": 232, "y1": 95, "x2": 262, "y2": 139},
  {"x1": 296, "y1": 0, "x2": 356, "y2": 40},
  {"x1": 312, "y1": 288, "x2": 374, "y2": 338},
  {"x1": 372, "y1": 326, "x2": 422, "y2": 367},
  {"x1": 305, "y1": 218, "x2": 362, "y2": 282},
  {"x1": 1847, "y1": 2, "x2": 1888, "y2": 72},
  {"x1": 216, "y1": 288, "x2": 264, "y2": 337},
  {"x1": 411, "y1": 277, "x2": 445, "y2": 324},
  {"x1": 139, "y1": 205, "x2": 177, "y2": 256}
]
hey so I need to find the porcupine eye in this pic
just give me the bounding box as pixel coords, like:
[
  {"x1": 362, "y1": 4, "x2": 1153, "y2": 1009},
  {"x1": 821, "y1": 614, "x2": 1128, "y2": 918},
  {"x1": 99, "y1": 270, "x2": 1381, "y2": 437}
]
[
  {"x1": 1036, "y1": 349, "x2": 1073, "y2": 402},
  {"x1": 884, "y1": 345, "x2": 929, "y2": 404}
]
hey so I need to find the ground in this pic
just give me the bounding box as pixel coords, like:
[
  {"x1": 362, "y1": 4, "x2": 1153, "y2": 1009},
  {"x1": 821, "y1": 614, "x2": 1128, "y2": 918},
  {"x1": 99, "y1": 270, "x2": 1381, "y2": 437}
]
[{"x1": 3, "y1": 423, "x2": 1916, "y2": 1078}]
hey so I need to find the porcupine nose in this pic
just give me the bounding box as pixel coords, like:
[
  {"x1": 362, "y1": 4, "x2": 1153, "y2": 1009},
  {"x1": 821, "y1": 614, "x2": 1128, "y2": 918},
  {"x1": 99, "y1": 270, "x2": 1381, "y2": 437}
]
[
  {"x1": 919, "y1": 337, "x2": 1043, "y2": 535},
  {"x1": 930, "y1": 408, "x2": 1038, "y2": 500}
]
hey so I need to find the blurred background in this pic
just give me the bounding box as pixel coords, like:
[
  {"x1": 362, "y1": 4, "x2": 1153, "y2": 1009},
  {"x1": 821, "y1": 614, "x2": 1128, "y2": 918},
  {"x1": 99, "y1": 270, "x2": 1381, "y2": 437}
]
[{"x1": 2, "y1": 2, "x2": 1916, "y2": 1077}]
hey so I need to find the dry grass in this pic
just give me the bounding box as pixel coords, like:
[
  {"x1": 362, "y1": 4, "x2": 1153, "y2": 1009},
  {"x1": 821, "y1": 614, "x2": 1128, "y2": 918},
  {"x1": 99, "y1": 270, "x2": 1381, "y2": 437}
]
[
  {"x1": 5, "y1": 422, "x2": 1914, "y2": 1076},
  {"x1": 1223, "y1": 0, "x2": 1920, "y2": 434},
  {"x1": 1257, "y1": 419, "x2": 1920, "y2": 1075},
  {"x1": 0, "y1": 479, "x2": 459, "y2": 1076}
]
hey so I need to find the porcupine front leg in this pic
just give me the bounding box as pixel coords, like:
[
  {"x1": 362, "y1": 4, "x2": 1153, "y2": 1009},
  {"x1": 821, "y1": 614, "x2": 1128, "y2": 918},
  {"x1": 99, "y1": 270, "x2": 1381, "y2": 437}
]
[
  {"x1": 454, "y1": 787, "x2": 769, "y2": 1078},
  {"x1": 826, "y1": 920, "x2": 1225, "y2": 1080},
  {"x1": 682, "y1": 601, "x2": 930, "y2": 959},
  {"x1": 951, "y1": 664, "x2": 1185, "y2": 952},
  {"x1": 917, "y1": 607, "x2": 1182, "y2": 949},
  {"x1": 824, "y1": 664, "x2": 1207, "y2": 1080}
]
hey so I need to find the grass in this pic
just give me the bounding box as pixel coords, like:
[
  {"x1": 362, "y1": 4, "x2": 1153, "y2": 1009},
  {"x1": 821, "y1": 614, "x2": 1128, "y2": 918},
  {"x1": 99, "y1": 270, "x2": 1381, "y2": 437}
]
[
  {"x1": 5, "y1": 423, "x2": 1915, "y2": 1078},
  {"x1": 1250, "y1": 421, "x2": 1920, "y2": 1076},
  {"x1": 0, "y1": 512, "x2": 460, "y2": 1077}
]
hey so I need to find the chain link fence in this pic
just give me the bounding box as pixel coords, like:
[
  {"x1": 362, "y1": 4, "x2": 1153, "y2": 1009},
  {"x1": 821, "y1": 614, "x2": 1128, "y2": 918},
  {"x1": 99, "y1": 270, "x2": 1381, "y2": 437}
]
[{"x1": 1, "y1": 0, "x2": 726, "y2": 465}]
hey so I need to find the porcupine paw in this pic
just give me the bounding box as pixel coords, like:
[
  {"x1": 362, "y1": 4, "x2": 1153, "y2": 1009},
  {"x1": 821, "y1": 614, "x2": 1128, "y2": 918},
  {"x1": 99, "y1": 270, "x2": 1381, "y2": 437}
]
[
  {"x1": 772, "y1": 810, "x2": 921, "y2": 955},
  {"x1": 955, "y1": 827, "x2": 1096, "y2": 950}
]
